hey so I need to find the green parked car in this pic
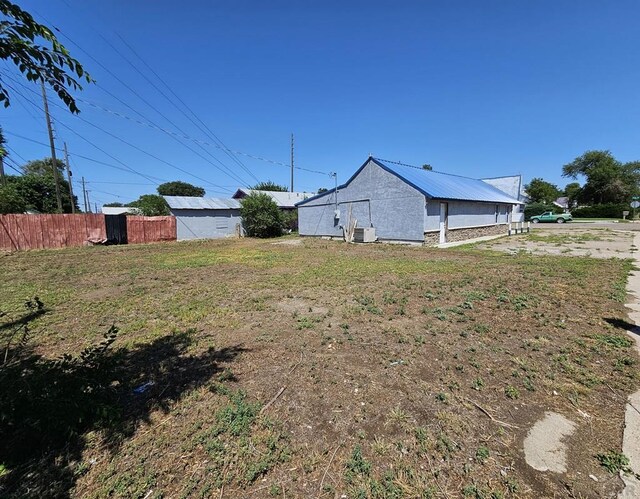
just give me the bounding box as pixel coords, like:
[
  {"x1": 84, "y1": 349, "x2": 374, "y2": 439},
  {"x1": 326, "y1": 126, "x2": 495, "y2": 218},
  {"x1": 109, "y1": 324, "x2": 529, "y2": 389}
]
[{"x1": 530, "y1": 211, "x2": 573, "y2": 224}]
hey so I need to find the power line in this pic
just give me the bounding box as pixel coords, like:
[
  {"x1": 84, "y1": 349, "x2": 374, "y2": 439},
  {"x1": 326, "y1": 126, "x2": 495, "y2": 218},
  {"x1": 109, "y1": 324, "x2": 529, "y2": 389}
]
[
  {"x1": 73, "y1": 97, "x2": 331, "y2": 177},
  {"x1": 5, "y1": 145, "x2": 29, "y2": 165},
  {"x1": 23, "y1": 10, "x2": 255, "y2": 188},
  {"x1": 4, "y1": 58, "x2": 331, "y2": 183},
  {"x1": 0, "y1": 65, "x2": 42, "y2": 124},
  {"x1": 84, "y1": 181, "x2": 157, "y2": 186},
  {"x1": 103, "y1": 34, "x2": 256, "y2": 181},
  {"x1": 101, "y1": 33, "x2": 256, "y2": 184},
  {"x1": 1, "y1": 71, "x2": 252, "y2": 188},
  {"x1": 46, "y1": 7, "x2": 318, "y2": 185},
  {"x1": 3, "y1": 156, "x2": 23, "y2": 174},
  {"x1": 5, "y1": 130, "x2": 166, "y2": 185},
  {"x1": 113, "y1": 32, "x2": 258, "y2": 182},
  {"x1": 72, "y1": 182, "x2": 124, "y2": 199},
  {"x1": 0, "y1": 76, "x2": 227, "y2": 190}
]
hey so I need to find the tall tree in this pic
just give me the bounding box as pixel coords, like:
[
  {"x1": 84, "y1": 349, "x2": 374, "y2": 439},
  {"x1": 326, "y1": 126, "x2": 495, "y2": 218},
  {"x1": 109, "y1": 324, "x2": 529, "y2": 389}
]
[
  {"x1": 0, "y1": 182, "x2": 25, "y2": 213},
  {"x1": 563, "y1": 182, "x2": 582, "y2": 208},
  {"x1": 127, "y1": 194, "x2": 169, "y2": 216},
  {"x1": 157, "y1": 181, "x2": 205, "y2": 197},
  {"x1": 21, "y1": 158, "x2": 65, "y2": 178},
  {"x1": 4, "y1": 173, "x2": 77, "y2": 213},
  {"x1": 0, "y1": 157, "x2": 79, "y2": 213},
  {"x1": 251, "y1": 181, "x2": 288, "y2": 192},
  {"x1": 524, "y1": 178, "x2": 561, "y2": 204},
  {"x1": 562, "y1": 150, "x2": 640, "y2": 204},
  {"x1": 0, "y1": 0, "x2": 92, "y2": 113}
]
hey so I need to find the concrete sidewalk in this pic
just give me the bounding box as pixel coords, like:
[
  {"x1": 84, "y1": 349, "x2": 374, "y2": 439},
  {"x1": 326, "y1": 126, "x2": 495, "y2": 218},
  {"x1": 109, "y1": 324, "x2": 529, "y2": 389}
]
[{"x1": 619, "y1": 232, "x2": 640, "y2": 498}]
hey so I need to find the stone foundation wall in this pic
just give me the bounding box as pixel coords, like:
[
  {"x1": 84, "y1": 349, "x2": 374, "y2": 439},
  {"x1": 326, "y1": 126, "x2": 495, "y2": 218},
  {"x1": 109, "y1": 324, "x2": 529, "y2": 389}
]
[
  {"x1": 424, "y1": 224, "x2": 507, "y2": 246},
  {"x1": 446, "y1": 224, "x2": 507, "y2": 242},
  {"x1": 424, "y1": 232, "x2": 440, "y2": 245}
]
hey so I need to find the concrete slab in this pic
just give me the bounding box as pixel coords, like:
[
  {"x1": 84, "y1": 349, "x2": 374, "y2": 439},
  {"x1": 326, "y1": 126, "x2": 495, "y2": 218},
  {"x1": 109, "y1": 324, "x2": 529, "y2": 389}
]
[
  {"x1": 523, "y1": 412, "x2": 576, "y2": 473},
  {"x1": 437, "y1": 233, "x2": 506, "y2": 248},
  {"x1": 476, "y1": 227, "x2": 636, "y2": 259}
]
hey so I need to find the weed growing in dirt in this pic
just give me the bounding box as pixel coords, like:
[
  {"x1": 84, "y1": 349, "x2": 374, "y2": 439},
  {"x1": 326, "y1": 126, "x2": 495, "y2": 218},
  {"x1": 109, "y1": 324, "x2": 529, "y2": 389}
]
[
  {"x1": 344, "y1": 445, "x2": 372, "y2": 483},
  {"x1": 475, "y1": 446, "x2": 490, "y2": 464},
  {"x1": 504, "y1": 386, "x2": 520, "y2": 399},
  {"x1": 296, "y1": 316, "x2": 321, "y2": 330},
  {"x1": 387, "y1": 407, "x2": 411, "y2": 427},
  {"x1": 436, "y1": 392, "x2": 448, "y2": 403},
  {"x1": 596, "y1": 451, "x2": 632, "y2": 475},
  {"x1": 596, "y1": 334, "x2": 633, "y2": 349},
  {"x1": 472, "y1": 377, "x2": 485, "y2": 390},
  {"x1": 355, "y1": 295, "x2": 382, "y2": 315},
  {"x1": 186, "y1": 388, "x2": 290, "y2": 491}
]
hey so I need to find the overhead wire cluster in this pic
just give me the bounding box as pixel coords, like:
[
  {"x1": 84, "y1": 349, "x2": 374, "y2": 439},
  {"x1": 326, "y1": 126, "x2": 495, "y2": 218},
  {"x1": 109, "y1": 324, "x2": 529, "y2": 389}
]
[{"x1": 1, "y1": 4, "x2": 334, "y2": 208}]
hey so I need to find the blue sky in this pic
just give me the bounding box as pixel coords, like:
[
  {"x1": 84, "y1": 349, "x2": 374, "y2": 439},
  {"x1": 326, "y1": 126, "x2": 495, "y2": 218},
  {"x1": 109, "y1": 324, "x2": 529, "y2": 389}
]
[{"x1": 2, "y1": 0, "x2": 639, "y2": 207}]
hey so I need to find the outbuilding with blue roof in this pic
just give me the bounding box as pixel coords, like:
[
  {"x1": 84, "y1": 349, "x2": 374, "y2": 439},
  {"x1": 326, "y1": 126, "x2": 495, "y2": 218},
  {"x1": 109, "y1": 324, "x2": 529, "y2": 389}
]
[{"x1": 296, "y1": 157, "x2": 523, "y2": 245}]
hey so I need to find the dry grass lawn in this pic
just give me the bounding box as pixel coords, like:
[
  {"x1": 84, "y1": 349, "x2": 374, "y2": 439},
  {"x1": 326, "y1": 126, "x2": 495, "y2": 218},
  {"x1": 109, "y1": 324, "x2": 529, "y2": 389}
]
[{"x1": 0, "y1": 237, "x2": 638, "y2": 498}]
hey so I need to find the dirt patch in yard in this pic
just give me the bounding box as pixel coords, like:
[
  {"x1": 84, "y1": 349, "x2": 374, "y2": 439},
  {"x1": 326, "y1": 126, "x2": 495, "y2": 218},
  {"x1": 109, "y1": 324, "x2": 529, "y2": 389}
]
[
  {"x1": 0, "y1": 238, "x2": 638, "y2": 498},
  {"x1": 477, "y1": 227, "x2": 636, "y2": 259}
]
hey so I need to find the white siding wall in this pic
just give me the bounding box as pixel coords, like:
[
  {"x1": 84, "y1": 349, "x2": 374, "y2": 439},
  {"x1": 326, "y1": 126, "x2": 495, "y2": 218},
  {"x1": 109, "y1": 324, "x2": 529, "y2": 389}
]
[
  {"x1": 425, "y1": 200, "x2": 440, "y2": 231},
  {"x1": 299, "y1": 160, "x2": 426, "y2": 242},
  {"x1": 172, "y1": 209, "x2": 242, "y2": 240}
]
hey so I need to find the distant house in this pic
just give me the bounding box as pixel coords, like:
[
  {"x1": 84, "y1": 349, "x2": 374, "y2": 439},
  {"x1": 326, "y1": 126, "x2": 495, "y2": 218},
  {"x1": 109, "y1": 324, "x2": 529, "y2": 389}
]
[
  {"x1": 231, "y1": 189, "x2": 315, "y2": 210},
  {"x1": 164, "y1": 196, "x2": 241, "y2": 241},
  {"x1": 296, "y1": 157, "x2": 523, "y2": 245},
  {"x1": 553, "y1": 197, "x2": 570, "y2": 212}
]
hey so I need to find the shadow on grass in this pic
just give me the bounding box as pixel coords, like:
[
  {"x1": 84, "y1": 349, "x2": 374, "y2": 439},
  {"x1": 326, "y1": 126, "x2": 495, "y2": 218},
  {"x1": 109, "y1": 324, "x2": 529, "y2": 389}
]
[
  {"x1": 0, "y1": 329, "x2": 246, "y2": 498},
  {"x1": 604, "y1": 317, "x2": 640, "y2": 337},
  {"x1": 0, "y1": 308, "x2": 47, "y2": 332}
]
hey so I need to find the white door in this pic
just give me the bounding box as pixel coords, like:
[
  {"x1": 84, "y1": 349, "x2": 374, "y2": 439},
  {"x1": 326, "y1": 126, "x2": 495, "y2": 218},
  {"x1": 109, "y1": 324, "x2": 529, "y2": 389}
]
[{"x1": 439, "y1": 202, "x2": 448, "y2": 244}]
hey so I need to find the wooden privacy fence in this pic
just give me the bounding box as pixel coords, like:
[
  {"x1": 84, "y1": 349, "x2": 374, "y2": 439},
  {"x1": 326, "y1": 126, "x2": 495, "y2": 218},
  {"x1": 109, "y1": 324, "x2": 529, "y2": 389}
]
[
  {"x1": 0, "y1": 214, "x2": 106, "y2": 251},
  {"x1": 126, "y1": 216, "x2": 176, "y2": 244},
  {"x1": 0, "y1": 214, "x2": 176, "y2": 251}
]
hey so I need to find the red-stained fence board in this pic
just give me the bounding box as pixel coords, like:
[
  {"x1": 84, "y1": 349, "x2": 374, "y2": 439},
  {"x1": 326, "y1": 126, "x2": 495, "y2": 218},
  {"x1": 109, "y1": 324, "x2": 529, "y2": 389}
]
[{"x1": 0, "y1": 214, "x2": 106, "y2": 251}]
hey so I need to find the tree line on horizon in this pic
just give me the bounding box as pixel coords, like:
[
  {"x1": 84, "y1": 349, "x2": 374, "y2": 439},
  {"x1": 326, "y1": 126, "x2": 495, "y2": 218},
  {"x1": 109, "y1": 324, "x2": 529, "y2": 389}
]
[{"x1": 524, "y1": 150, "x2": 640, "y2": 209}]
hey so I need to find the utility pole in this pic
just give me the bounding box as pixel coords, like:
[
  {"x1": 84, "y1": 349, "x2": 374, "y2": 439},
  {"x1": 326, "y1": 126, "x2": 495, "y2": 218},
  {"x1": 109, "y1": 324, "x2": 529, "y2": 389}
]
[
  {"x1": 82, "y1": 176, "x2": 88, "y2": 213},
  {"x1": 1, "y1": 127, "x2": 7, "y2": 186},
  {"x1": 331, "y1": 172, "x2": 338, "y2": 211},
  {"x1": 40, "y1": 80, "x2": 63, "y2": 213},
  {"x1": 86, "y1": 189, "x2": 92, "y2": 213},
  {"x1": 63, "y1": 142, "x2": 75, "y2": 214},
  {"x1": 290, "y1": 133, "x2": 294, "y2": 193}
]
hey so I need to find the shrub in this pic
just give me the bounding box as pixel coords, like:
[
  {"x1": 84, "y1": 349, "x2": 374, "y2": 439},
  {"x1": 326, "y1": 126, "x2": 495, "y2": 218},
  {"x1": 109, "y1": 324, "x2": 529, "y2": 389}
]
[
  {"x1": 570, "y1": 203, "x2": 630, "y2": 219},
  {"x1": 0, "y1": 298, "x2": 120, "y2": 462},
  {"x1": 240, "y1": 193, "x2": 283, "y2": 238},
  {"x1": 281, "y1": 209, "x2": 298, "y2": 232}
]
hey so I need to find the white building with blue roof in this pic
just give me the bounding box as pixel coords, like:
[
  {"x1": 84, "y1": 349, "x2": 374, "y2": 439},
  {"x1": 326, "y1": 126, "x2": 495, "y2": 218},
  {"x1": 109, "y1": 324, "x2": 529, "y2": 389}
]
[
  {"x1": 164, "y1": 196, "x2": 242, "y2": 240},
  {"x1": 296, "y1": 157, "x2": 523, "y2": 245}
]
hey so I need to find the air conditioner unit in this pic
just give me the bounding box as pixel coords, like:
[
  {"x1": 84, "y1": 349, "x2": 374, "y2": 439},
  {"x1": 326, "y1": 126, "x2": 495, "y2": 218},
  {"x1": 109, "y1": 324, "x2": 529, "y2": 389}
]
[{"x1": 353, "y1": 227, "x2": 376, "y2": 243}]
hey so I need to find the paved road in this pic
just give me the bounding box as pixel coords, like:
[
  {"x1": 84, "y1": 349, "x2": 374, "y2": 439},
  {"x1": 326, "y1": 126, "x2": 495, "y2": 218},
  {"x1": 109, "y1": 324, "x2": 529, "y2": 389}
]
[{"x1": 531, "y1": 222, "x2": 640, "y2": 231}]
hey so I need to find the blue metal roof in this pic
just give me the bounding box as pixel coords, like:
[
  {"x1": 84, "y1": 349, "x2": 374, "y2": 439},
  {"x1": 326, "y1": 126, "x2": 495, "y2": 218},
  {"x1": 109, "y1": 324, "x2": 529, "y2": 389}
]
[
  {"x1": 297, "y1": 158, "x2": 523, "y2": 206},
  {"x1": 373, "y1": 158, "x2": 522, "y2": 204},
  {"x1": 164, "y1": 196, "x2": 241, "y2": 210}
]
